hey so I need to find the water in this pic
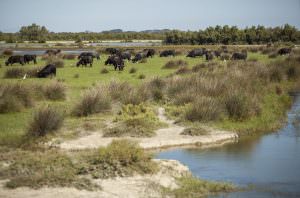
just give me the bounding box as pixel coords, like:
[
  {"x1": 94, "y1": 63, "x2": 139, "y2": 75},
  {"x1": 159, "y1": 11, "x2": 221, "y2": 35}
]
[{"x1": 156, "y1": 94, "x2": 300, "y2": 198}]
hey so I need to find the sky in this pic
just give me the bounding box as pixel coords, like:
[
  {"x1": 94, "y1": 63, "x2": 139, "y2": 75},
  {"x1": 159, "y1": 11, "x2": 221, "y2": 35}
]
[{"x1": 0, "y1": 0, "x2": 299, "y2": 32}]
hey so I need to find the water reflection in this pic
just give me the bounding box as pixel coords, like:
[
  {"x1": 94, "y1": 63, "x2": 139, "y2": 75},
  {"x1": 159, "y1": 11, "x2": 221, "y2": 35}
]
[{"x1": 156, "y1": 94, "x2": 300, "y2": 197}]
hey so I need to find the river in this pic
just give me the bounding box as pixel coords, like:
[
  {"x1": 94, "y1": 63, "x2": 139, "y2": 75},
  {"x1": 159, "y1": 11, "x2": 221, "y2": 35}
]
[{"x1": 156, "y1": 93, "x2": 300, "y2": 198}]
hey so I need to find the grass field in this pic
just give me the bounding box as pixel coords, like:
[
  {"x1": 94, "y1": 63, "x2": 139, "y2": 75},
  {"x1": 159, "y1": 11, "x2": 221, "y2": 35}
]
[{"x1": 0, "y1": 50, "x2": 294, "y2": 146}]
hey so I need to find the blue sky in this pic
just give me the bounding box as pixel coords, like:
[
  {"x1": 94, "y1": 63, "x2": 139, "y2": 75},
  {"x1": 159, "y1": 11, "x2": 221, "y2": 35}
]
[{"x1": 0, "y1": 0, "x2": 299, "y2": 32}]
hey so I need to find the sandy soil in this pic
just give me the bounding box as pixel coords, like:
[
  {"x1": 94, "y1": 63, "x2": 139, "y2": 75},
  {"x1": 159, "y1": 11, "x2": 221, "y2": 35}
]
[
  {"x1": 0, "y1": 159, "x2": 190, "y2": 198},
  {"x1": 58, "y1": 107, "x2": 238, "y2": 150}
]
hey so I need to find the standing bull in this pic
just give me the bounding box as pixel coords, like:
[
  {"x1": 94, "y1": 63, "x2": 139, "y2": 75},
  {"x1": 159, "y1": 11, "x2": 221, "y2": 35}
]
[
  {"x1": 5, "y1": 55, "x2": 25, "y2": 66},
  {"x1": 24, "y1": 54, "x2": 37, "y2": 64}
]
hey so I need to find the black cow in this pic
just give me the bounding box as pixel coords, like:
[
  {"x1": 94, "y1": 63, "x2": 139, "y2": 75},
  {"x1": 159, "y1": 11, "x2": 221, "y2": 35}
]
[
  {"x1": 278, "y1": 48, "x2": 292, "y2": 55},
  {"x1": 205, "y1": 52, "x2": 214, "y2": 61},
  {"x1": 143, "y1": 49, "x2": 155, "y2": 58},
  {"x1": 213, "y1": 50, "x2": 221, "y2": 58},
  {"x1": 5, "y1": 55, "x2": 25, "y2": 66},
  {"x1": 160, "y1": 50, "x2": 175, "y2": 57},
  {"x1": 118, "y1": 51, "x2": 131, "y2": 61},
  {"x1": 37, "y1": 64, "x2": 56, "y2": 78},
  {"x1": 186, "y1": 49, "x2": 205, "y2": 58},
  {"x1": 231, "y1": 52, "x2": 247, "y2": 60},
  {"x1": 105, "y1": 55, "x2": 124, "y2": 70},
  {"x1": 24, "y1": 54, "x2": 37, "y2": 64},
  {"x1": 77, "y1": 56, "x2": 93, "y2": 67},
  {"x1": 78, "y1": 52, "x2": 100, "y2": 60},
  {"x1": 105, "y1": 48, "x2": 120, "y2": 55},
  {"x1": 132, "y1": 52, "x2": 146, "y2": 63}
]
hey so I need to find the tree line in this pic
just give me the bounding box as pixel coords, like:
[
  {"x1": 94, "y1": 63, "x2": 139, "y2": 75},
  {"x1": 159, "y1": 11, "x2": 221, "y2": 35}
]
[{"x1": 0, "y1": 23, "x2": 299, "y2": 44}]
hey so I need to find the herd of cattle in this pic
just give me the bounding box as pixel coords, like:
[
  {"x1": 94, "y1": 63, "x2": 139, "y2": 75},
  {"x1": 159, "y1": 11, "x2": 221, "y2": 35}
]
[{"x1": 3, "y1": 47, "x2": 292, "y2": 78}]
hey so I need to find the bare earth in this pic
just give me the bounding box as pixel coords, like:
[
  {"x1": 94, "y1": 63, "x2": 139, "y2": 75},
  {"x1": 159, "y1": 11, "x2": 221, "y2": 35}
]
[
  {"x1": 0, "y1": 108, "x2": 238, "y2": 198},
  {"x1": 0, "y1": 159, "x2": 190, "y2": 198},
  {"x1": 59, "y1": 107, "x2": 238, "y2": 150}
]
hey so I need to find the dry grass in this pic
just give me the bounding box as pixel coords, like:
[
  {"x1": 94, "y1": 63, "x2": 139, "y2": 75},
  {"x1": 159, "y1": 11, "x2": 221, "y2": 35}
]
[
  {"x1": 163, "y1": 59, "x2": 188, "y2": 69},
  {"x1": 43, "y1": 81, "x2": 66, "y2": 100}
]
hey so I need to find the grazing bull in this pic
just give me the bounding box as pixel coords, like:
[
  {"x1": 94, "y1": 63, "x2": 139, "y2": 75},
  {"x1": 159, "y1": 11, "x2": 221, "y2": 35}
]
[
  {"x1": 278, "y1": 48, "x2": 291, "y2": 55},
  {"x1": 105, "y1": 48, "x2": 120, "y2": 55},
  {"x1": 205, "y1": 52, "x2": 214, "y2": 61},
  {"x1": 186, "y1": 49, "x2": 205, "y2": 58},
  {"x1": 37, "y1": 64, "x2": 56, "y2": 78},
  {"x1": 76, "y1": 56, "x2": 93, "y2": 67},
  {"x1": 117, "y1": 51, "x2": 131, "y2": 61},
  {"x1": 132, "y1": 52, "x2": 146, "y2": 63},
  {"x1": 105, "y1": 55, "x2": 124, "y2": 70},
  {"x1": 24, "y1": 54, "x2": 37, "y2": 64},
  {"x1": 231, "y1": 52, "x2": 247, "y2": 60},
  {"x1": 5, "y1": 55, "x2": 25, "y2": 66},
  {"x1": 160, "y1": 50, "x2": 175, "y2": 57},
  {"x1": 143, "y1": 49, "x2": 155, "y2": 58},
  {"x1": 78, "y1": 52, "x2": 100, "y2": 60}
]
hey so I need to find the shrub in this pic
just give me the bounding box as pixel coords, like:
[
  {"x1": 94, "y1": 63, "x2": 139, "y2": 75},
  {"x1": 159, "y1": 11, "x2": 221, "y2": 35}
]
[
  {"x1": 62, "y1": 54, "x2": 76, "y2": 60},
  {"x1": 0, "y1": 83, "x2": 34, "y2": 113},
  {"x1": 138, "y1": 74, "x2": 146, "y2": 79},
  {"x1": 129, "y1": 67, "x2": 137, "y2": 74},
  {"x1": 4, "y1": 67, "x2": 40, "y2": 78},
  {"x1": 224, "y1": 93, "x2": 252, "y2": 121},
  {"x1": 27, "y1": 106, "x2": 64, "y2": 137},
  {"x1": 43, "y1": 81, "x2": 66, "y2": 100},
  {"x1": 163, "y1": 60, "x2": 188, "y2": 69},
  {"x1": 269, "y1": 67, "x2": 283, "y2": 82},
  {"x1": 100, "y1": 68, "x2": 109, "y2": 74},
  {"x1": 286, "y1": 65, "x2": 300, "y2": 80},
  {"x1": 2, "y1": 49, "x2": 13, "y2": 56},
  {"x1": 192, "y1": 63, "x2": 206, "y2": 72},
  {"x1": 167, "y1": 176, "x2": 235, "y2": 198},
  {"x1": 73, "y1": 86, "x2": 111, "y2": 116},
  {"x1": 82, "y1": 140, "x2": 157, "y2": 179},
  {"x1": 185, "y1": 97, "x2": 221, "y2": 122},
  {"x1": 46, "y1": 56, "x2": 64, "y2": 68},
  {"x1": 3, "y1": 150, "x2": 94, "y2": 190},
  {"x1": 175, "y1": 66, "x2": 191, "y2": 75},
  {"x1": 104, "y1": 104, "x2": 161, "y2": 137},
  {"x1": 108, "y1": 81, "x2": 133, "y2": 101}
]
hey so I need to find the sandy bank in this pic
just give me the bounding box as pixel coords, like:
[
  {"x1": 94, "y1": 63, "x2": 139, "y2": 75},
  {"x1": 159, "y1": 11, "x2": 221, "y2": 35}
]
[{"x1": 58, "y1": 107, "x2": 238, "y2": 150}]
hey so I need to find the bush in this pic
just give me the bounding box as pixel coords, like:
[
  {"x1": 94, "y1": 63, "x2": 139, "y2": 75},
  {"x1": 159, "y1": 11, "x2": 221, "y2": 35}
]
[
  {"x1": 104, "y1": 104, "x2": 161, "y2": 137},
  {"x1": 140, "y1": 58, "x2": 147, "y2": 63},
  {"x1": 4, "y1": 67, "x2": 40, "y2": 78},
  {"x1": 82, "y1": 140, "x2": 157, "y2": 178},
  {"x1": 62, "y1": 54, "x2": 76, "y2": 60},
  {"x1": 46, "y1": 56, "x2": 64, "y2": 68},
  {"x1": 129, "y1": 67, "x2": 137, "y2": 74},
  {"x1": 27, "y1": 106, "x2": 64, "y2": 137},
  {"x1": 185, "y1": 97, "x2": 221, "y2": 122},
  {"x1": 43, "y1": 81, "x2": 66, "y2": 100},
  {"x1": 0, "y1": 83, "x2": 34, "y2": 113},
  {"x1": 2, "y1": 49, "x2": 13, "y2": 56},
  {"x1": 286, "y1": 65, "x2": 300, "y2": 80},
  {"x1": 175, "y1": 66, "x2": 191, "y2": 75},
  {"x1": 269, "y1": 67, "x2": 283, "y2": 82},
  {"x1": 100, "y1": 68, "x2": 109, "y2": 74},
  {"x1": 224, "y1": 93, "x2": 252, "y2": 121},
  {"x1": 192, "y1": 63, "x2": 206, "y2": 72},
  {"x1": 138, "y1": 74, "x2": 146, "y2": 79},
  {"x1": 73, "y1": 86, "x2": 111, "y2": 116},
  {"x1": 163, "y1": 60, "x2": 188, "y2": 69}
]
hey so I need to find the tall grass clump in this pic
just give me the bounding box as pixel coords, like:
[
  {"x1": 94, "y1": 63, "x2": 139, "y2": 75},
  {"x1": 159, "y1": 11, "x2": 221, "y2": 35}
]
[
  {"x1": 73, "y1": 86, "x2": 111, "y2": 116},
  {"x1": 46, "y1": 56, "x2": 64, "y2": 68},
  {"x1": 81, "y1": 140, "x2": 157, "y2": 179},
  {"x1": 43, "y1": 81, "x2": 66, "y2": 100},
  {"x1": 163, "y1": 59, "x2": 188, "y2": 69},
  {"x1": 185, "y1": 97, "x2": 221, "y2": 122},
  {"x1": 62, "y1": 54, "x2": 76, "y2": 60},
  {"x1": 4, "y1": 67, "x2": 41, "y2": 78},
  {"x1": 27, "y1": 106, "x2": 64, "y2": 137},
  {"x1": 2, "y1": 49, "x2": 13, "y2": 56},
  {"x1": 0, "y1": 83, "x2": 34, "y2": 113}
]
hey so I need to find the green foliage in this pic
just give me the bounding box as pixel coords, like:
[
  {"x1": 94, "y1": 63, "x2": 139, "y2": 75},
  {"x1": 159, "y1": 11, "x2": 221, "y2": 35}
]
[
  {"x1": 19, "y1": 23, "x2": 49, "y2": 41},
  {"x1": 104, "y1": 104, "x2": 162, "y2": 137},
  {"x1": 164, "y1": 176, "x2": 235, "y2": 198},
  {"x1": 79, "y1": 140, "x2": 157, "y2": 179}
]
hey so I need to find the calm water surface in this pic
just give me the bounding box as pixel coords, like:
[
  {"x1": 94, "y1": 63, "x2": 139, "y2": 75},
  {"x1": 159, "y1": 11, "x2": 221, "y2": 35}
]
[{"x1": 156, "y1": 94, "x2": 300, "y2": 198}]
